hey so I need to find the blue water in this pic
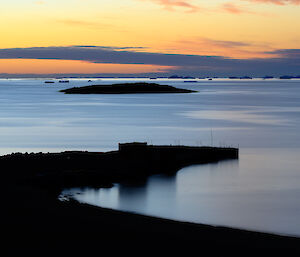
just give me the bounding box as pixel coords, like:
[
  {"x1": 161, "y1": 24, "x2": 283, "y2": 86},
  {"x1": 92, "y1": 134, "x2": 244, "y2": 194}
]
[{"x1": 1, "y1": 78, "x2": 300, "y2": 236}]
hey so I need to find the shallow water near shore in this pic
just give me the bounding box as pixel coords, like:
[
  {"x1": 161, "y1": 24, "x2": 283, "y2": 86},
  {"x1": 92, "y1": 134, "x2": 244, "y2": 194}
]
[{"x1": 1, "y1": 78, "x2": 300, "y2": 236}]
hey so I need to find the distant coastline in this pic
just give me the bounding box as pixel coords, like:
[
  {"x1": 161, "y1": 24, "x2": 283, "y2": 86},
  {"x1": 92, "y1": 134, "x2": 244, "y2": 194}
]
[{"x1": 2, "y1": 74, "x2": 300, "y2": 79}]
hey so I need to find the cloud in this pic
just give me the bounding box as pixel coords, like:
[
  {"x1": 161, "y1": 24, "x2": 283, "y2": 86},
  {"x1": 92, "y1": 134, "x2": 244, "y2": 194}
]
[
  {"x1": 73, "y1": 46, "x2": 147, "y2": 50},
  {"x1": 0, "y1": 46, "x2": 229, "y2": 66},
  {"x1": 266, "y1": 49, "x2": 300, "y2": 57},
  {"x1": 144, "y1": 0, "x2": 200, "y2": 12},
  {"x1": 168, "y1": 37, "x2": 272, "y2": 58},
  {"x1": 244, "y1": 0, "x2": 300, "y2": 5},
  {"x1": 0, "y1": 46, "x2": 300, "y2": 76},
  {"x1": 222, "y1": 3, "x2": 256, "y2": 14},
  {"x1": 196, "y1": 38, "x2": 250, "y2": 48}
]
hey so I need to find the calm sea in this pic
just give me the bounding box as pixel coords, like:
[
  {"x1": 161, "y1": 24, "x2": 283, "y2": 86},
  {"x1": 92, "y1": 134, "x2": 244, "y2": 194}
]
[{"x1": 2, "y1": 78, "x2": 300, "y2": 236}]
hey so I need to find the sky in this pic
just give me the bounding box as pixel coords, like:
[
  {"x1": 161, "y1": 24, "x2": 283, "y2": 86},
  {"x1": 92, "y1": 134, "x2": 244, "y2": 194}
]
[{"x1": 0, "y1": 0, "x2": 300, "y2": 77}]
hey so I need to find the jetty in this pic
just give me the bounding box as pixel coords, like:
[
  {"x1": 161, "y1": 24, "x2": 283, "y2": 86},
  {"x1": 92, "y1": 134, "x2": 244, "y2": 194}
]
[{"x1": 2, "y1": 142, "x2": 238, "y2": 189}]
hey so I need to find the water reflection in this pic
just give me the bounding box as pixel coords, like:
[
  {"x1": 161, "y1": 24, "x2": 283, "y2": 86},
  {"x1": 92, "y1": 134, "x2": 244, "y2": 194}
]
[
  {"x1": 145, "y1": 174, "x2": 177, "y2": 218},
  {"x1": 62, "y1": 149, "x2": 300, "y2": 237},
  {"x1": 70, "y1": 173, "x2": 179, "y2": 216},
  {"x1": 117, "y1": 183, "x2": 148, "y2": 212}
]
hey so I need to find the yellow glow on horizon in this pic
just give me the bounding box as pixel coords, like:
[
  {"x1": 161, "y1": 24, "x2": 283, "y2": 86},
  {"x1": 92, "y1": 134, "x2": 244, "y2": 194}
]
[{"x1": 0, "y1": 59, "x2": 174, "y2": 74}]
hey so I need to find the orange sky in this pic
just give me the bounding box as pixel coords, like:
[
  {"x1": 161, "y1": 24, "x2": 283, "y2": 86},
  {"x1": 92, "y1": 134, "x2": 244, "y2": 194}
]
[
  {"x1": 0, "y1": 59, "x2": 173, "y2": 74},
  {"x1": 1, "y1": 0, "x2": 300, "y2": 74}
]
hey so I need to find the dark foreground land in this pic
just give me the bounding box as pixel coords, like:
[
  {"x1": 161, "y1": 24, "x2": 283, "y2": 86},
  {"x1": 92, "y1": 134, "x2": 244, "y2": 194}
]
[
  {"x1": 2, "y1": 143, "x2": 300, "y2": 256},
  {"x1": 60, "y1": 82, "x2": 196, "y2": 94}
]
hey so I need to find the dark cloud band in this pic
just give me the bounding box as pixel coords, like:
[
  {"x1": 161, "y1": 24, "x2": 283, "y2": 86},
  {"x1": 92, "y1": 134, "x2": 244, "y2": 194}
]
[{"x1": 0, "y1": 46, "x2": 299, "y2": 76}]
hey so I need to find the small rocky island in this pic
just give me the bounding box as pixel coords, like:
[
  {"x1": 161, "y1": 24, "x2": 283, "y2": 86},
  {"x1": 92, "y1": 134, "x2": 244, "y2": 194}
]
[{"x1": 60, "y1": 82, "x2": 196, "y2": 94}]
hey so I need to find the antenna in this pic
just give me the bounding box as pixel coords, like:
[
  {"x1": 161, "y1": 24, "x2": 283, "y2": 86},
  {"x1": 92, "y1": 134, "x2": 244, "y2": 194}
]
[{"x1": 210, "y1": 127, "x2": 213, "y2": 146}]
